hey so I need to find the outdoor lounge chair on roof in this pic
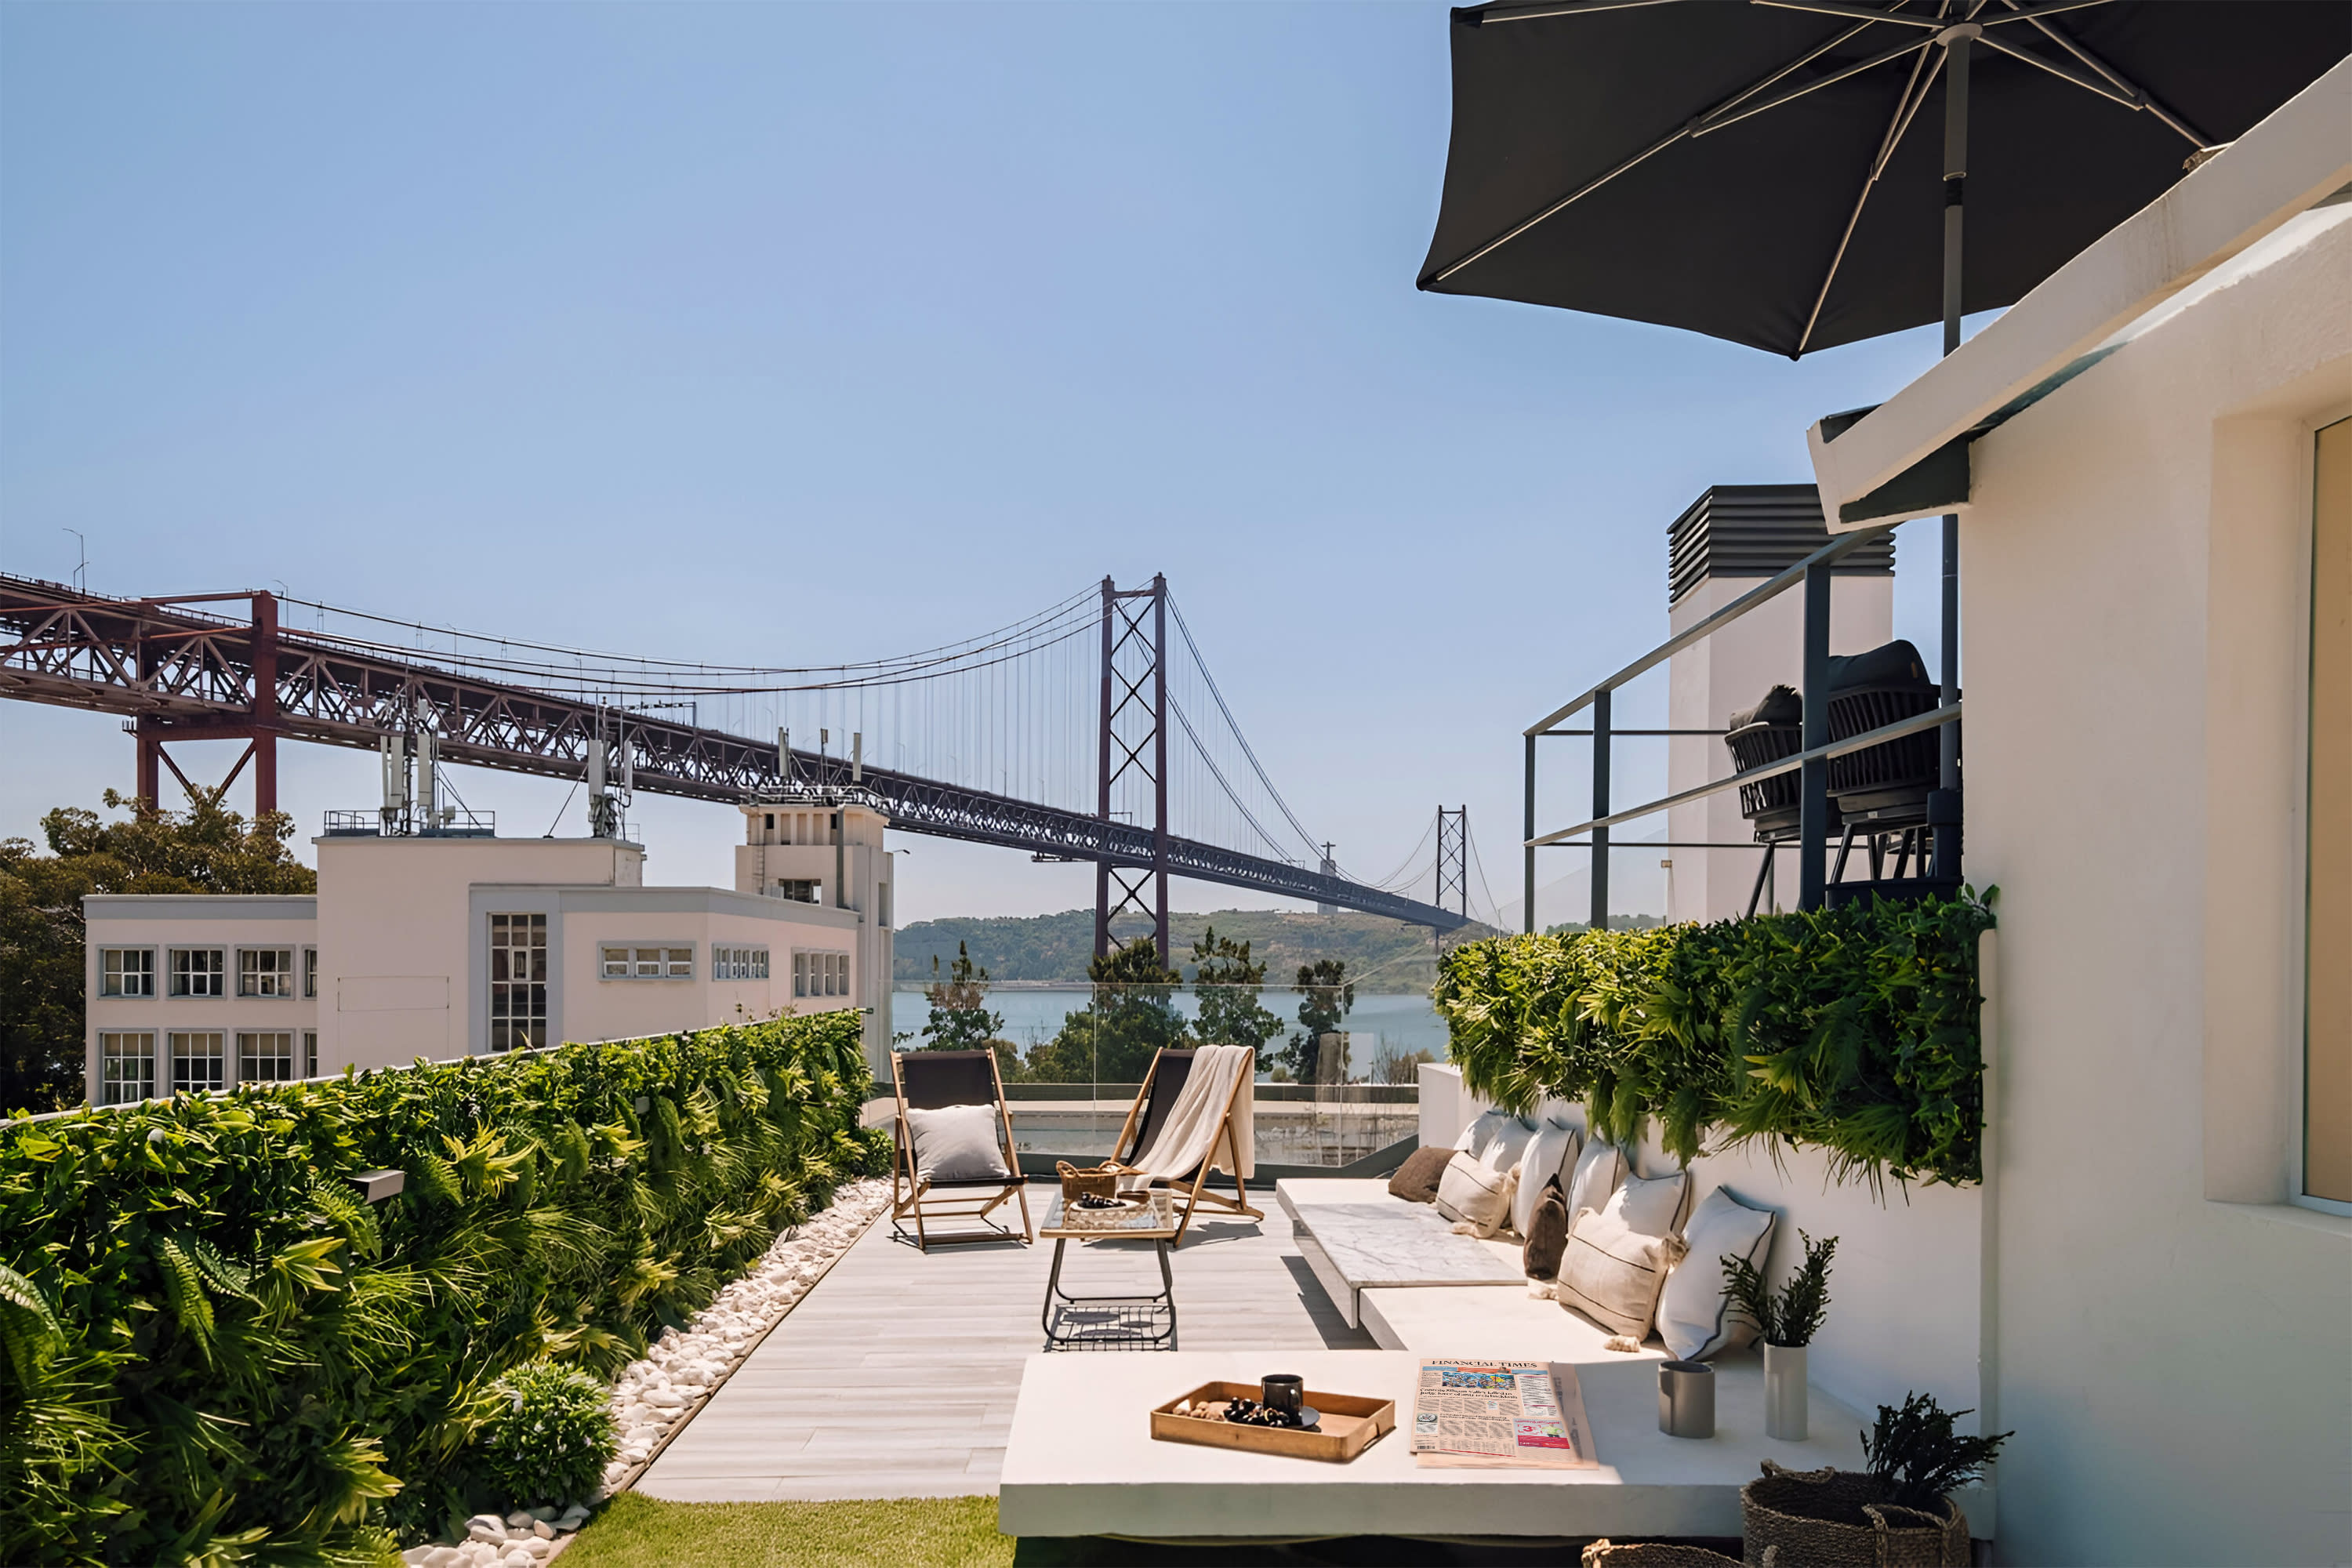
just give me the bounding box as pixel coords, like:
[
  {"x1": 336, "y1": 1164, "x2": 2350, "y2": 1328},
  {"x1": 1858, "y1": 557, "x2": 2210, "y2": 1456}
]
[
  {"x1": 890, "y1": 1048, "x2": 1033, "y2": 1250},
  {"x1": 1109, "y1": 1044, "x2": 1264, "y2": 1248}
]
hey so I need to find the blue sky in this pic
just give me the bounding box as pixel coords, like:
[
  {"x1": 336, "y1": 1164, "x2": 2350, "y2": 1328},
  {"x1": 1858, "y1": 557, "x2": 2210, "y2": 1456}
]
[{"x1": 0, "y1": 2, "x2": 1953, "y2": 926}]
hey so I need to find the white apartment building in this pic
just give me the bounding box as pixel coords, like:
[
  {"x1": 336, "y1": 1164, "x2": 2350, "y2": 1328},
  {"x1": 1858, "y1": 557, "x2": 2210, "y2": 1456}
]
[{"x1": 83, "y1": 793, "x2": 898, "y2": 1104}]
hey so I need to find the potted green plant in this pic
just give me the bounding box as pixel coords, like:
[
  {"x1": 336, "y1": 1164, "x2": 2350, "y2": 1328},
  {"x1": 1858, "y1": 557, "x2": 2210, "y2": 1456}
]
[
  {"x1": 1722, "y1": 1229, "x2": 1835, "y2": 1440},
  {"x1": 1740, "y1": 1392, "x2": 2012, "y2": 1568}
]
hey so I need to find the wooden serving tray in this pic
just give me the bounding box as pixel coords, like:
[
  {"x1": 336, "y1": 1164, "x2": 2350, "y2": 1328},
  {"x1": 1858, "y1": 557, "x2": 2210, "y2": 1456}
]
[{"x1": 1149, "y1": 1381, "x2": 1396, "y2": 1463}]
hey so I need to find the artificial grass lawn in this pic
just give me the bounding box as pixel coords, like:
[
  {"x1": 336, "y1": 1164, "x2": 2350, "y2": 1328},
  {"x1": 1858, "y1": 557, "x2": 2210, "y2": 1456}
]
[
  {"x1": 561, "y1": 1492, "x2": 1688, "y2": 1566},
  {"x1": 559, "y1": 1494, "x2": 1013, "y2": 1568}
]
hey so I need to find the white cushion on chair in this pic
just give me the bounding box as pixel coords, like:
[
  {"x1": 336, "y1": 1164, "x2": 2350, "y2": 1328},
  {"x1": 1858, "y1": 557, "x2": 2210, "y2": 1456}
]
[{"x1": 905, "y1": 1103, "x2": 1013, "y2": 1181}]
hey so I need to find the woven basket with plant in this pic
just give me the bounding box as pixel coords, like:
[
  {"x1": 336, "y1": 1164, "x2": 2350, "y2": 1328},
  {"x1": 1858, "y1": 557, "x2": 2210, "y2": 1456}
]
[{"x1": 1739, "y1": 1393, "x2": 2008, "y2": 1568}]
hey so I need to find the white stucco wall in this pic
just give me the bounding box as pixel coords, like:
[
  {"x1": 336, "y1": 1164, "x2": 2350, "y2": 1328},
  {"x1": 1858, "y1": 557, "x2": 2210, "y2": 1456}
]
[
  {"x1": 83, "y1": 896, "x2": 321, "y2": 1095},
  {"x1": 1957, "y1": 204, "x2": 2352, "y2": 1565},
  {"x1": 314, "y1": 835, "x2": 641, "y2": 1071}
]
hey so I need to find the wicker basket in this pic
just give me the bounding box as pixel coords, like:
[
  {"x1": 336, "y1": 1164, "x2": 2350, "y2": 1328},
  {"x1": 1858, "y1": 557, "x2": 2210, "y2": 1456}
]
[
  {"x1": 1584, "y1": 1541, "x2": 1744, "y2": 1567},
  {"x1": 1740, "y1": 1462, "x2": 1969, "y2": 1568},
  {"x1": 1054, "y1": 1160, "x2": 1137, "y2": 1203}
]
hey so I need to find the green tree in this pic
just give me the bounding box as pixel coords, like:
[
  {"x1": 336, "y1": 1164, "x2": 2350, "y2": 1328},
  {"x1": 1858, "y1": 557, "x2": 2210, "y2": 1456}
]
[
  {"x1": 920, "y1": 941, "x2": 1016, "y2": 1074},
  {"x1": 1024, "y1": 937, "x2": 1189, "y2": 1084},
  {"x1": 1, "y1": 793, "x2": 316, "y2": 1112},
  {"x1": 1287, "y1": 958, "x2": 1356, "y2": 1084},
  {"x1": 1189, "y1": 924, "x2": 1283, "y2": 1062}
]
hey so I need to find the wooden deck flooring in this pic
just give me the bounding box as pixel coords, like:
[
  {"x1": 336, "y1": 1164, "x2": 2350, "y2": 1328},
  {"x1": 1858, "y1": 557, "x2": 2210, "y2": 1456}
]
[{"x1": 635, "y1": 1181, "x2": 1372, "y2": 1502}]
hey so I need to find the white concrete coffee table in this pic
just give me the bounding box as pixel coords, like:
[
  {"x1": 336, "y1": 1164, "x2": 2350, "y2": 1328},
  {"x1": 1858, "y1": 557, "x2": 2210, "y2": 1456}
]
[{"x1": 1000, "y1": 1348, "x2": 1992, "y2": 1542}]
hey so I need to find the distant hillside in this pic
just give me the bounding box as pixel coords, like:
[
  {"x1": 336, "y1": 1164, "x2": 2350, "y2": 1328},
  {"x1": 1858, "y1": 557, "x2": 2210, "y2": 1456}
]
[{"x1": 892, "y1": 908, "x2": 1502, "y2": 993}]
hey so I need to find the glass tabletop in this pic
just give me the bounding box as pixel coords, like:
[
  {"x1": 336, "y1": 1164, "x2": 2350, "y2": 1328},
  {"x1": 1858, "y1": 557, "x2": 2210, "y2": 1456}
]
[{"x1": 1041, "y1": 1189, "x2": 1178, "y2": 1237}]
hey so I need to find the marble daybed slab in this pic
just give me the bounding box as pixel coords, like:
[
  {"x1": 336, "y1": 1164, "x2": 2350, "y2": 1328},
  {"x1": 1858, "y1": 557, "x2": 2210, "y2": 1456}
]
[
  {"x1": 1359, "y1": 1283, "x2": 1668, "y2": 1361},
  {"x1": 1275, "y1": 1178, "x2": 1525, "y2": 1329},
  {"x1": 998, "y1": 1349, "x2": 1991, "y2": 1543}
]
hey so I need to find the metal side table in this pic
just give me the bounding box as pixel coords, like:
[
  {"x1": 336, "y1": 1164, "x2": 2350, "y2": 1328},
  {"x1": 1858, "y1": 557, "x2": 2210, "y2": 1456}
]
[{"x1": 1038, "y1": 1189, "x2": 1179, "y2": 1352}]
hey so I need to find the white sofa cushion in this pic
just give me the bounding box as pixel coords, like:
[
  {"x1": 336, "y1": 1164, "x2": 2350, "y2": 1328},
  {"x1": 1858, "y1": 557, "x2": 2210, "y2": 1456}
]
[
  {"x1": 903, "y1": 1103, "x2": 1011, "y2": 1181},
  {"x1": 1657, "y1": 1186, "x2": 1778, "y2": 1361},
  {"x1": 1554, "y1": 1171, "x2": 1690, "y2": 1339},
  {"x1": 1454, "y1": 1108, "x2": 1522, "y2": 1157},
  {"x1": 1564, "y1": 1136, "x2": 1625, "y2": 1224},
  {"x1": 1434, "y1": 1149, "x2": 1520, "y2": 1236},
  {"x1": 1511, "y1": 1119, "x2": 1584, "y2": 1240}
]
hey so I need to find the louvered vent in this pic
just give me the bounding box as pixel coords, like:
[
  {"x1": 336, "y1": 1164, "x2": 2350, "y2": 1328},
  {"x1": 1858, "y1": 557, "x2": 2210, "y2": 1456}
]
[{"x1": 1668, "y1": 485, "x2": 1894, "y2": 608}]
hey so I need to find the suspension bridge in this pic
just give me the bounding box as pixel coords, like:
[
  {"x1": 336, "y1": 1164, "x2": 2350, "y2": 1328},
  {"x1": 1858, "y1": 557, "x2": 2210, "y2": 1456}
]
[{"x1": 0, "y1": 572, "x2": 1475, "y2": 954}]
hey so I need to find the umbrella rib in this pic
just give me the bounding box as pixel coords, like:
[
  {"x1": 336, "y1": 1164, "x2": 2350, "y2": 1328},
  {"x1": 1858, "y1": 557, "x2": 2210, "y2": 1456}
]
[
  {"x1": 1426, "y1": 2, "x2": 1921, "y2": 286},
  {"x1": 1976, "y1": 0, "x2": 2113, "y2": 27},
  {"x1": 1472, "y1": 0, "x2": 1689, "y2": 23},
  {"x1": 1792, "y1": 32, "x2": 1944, "y2": 356},
  {"x1": 1692, "y1": 32, "x2": 1936, "y2": 138},
  {"x1": 1751, "y1": 0, "x2": 1944, "y2": 27},
  {"x1": 1973, "y1": 31, "x2": 2143, "y2": 110},
  {"x1": 1992, "y1": 0, "x2": 2209, "y2": 145}
]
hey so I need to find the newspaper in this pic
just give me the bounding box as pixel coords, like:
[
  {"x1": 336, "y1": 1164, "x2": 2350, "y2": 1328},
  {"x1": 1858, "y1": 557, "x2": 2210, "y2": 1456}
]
[{"x1": 1409, "y1": 1359, "x2": 1599, "y2": 1469}]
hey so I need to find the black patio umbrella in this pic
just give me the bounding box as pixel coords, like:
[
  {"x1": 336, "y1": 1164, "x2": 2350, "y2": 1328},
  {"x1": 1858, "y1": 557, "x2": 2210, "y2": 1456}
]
[{"x1": 1418, "y1": 1, "x2": 2349, "y2": 359}]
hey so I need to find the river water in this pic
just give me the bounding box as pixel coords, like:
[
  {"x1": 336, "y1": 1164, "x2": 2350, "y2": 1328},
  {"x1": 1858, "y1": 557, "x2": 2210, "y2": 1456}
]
[{"x1": 887, "y1": 987, "x2": 1450, "y2": 1066}]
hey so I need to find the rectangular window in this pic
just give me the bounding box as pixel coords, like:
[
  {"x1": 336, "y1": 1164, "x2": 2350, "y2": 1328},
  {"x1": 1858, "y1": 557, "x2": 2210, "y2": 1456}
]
[
  {"x1": 776, "y1": 879, "x2": 821, "y2": 905},
  {"x1": 169, "y1": 949, "x2": 225, "y2": 998},
  {"x1": 2307, "y1": 417, "x2": 2351, "y2": 1206},
  {"x1": 796, "y1": 951, "x2": 847, "y2": 999},
  {"x1": 713, "y1": 945, "x2": 772, "y2": 982},
  {"x1": 238, "y1": 1031, "x2": 296, "y2": 1083},
  {"x1": 488, "y1": 913, "x2": 548, "y2": 1052},
  {"x1": 602, "y1": 945, "x2": 692, "y2": 979},
  {"x1": 878, "y1": 881, "x2": 891, "y2": 929},
  {"x1": 100, "y1": 948, "x2": 155, "y2": 998},
  {"x1": 303, "y1": 948, "x2": 318, "y2": 1000},
  {"x1": 169, "y1": 1031, "x2": 224, "y2": 1095},
  {"x1": 100, "y1": 1032, "x2": 155, "y2": 1105},
  {"x1": 303, "y1": 1030, "x2": 318, "y2": 1079},
  {"x1": 238, "y1": 948, "x2": 296, "y2": 998}
]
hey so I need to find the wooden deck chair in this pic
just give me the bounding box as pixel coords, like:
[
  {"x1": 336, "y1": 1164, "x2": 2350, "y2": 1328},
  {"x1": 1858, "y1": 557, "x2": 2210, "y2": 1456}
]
[
  {"x1": 890, "y1": 1049, "x2": 1033, "y2": 1250},
  {"x1": 1110, "y1": 1046, "x2": 1265, "y2": 1247}
]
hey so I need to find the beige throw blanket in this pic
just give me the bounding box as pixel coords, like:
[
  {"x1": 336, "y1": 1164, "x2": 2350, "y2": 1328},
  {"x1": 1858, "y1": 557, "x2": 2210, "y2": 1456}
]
[{"x1": 1123, "y1": 1044, "x2": 1256, "y2": 1185}]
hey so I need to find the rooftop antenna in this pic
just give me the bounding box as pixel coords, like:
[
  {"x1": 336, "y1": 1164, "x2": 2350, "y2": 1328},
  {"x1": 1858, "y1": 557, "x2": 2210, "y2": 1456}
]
[{"x1": 61, "y1": 529, "x2": 86, "y2": 593}]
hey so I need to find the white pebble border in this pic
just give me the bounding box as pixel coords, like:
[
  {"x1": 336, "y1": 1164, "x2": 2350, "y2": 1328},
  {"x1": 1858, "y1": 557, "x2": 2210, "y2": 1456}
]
[{"x1": 399, "y1": 1177, "x2": 891, "y2": 1567}]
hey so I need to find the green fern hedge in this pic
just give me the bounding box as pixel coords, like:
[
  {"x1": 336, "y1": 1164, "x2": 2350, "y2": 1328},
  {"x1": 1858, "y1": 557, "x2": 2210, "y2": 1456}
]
[
  {"x1": 0, "y1": 1013, "x2": 887, "y2": 1566},
  {"x1": 1434, "y1": 891, "x2": 1995, "y2": 1190}
]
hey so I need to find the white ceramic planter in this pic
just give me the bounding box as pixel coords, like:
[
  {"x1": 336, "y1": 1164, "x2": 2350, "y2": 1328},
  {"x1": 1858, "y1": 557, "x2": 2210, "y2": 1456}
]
[{"x1": 1764, "y1": 1342, "x2": 1809, "y2": 1441}]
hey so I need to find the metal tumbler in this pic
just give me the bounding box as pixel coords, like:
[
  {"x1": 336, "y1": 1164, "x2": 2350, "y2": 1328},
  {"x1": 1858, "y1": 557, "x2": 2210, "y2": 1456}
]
[{"x1": 1657, "y1": 1359, "x2": 1715, "y2": 1439}]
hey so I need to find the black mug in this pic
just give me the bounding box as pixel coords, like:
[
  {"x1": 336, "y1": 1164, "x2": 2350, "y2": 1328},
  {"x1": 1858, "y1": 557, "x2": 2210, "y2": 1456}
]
[{"x1": 1260, "y1": 1374, "x2": 1304, "y2": 1415}]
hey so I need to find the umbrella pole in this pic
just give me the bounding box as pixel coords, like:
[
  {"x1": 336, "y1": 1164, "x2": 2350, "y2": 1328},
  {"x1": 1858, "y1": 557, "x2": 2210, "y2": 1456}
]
[{"x1": 1933, "y1": 26, "x2": 1976, "y2": 885}]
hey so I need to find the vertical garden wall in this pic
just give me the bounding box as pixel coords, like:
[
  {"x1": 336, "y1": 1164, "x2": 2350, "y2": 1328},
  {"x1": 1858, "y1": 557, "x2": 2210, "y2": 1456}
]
[
  {"x1": 1433, "y1": 892, "x2": 1995, "y2": 1189},
  {"x1": 0, "y1": 1014, "x2": 886, "y2": 1565}
]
